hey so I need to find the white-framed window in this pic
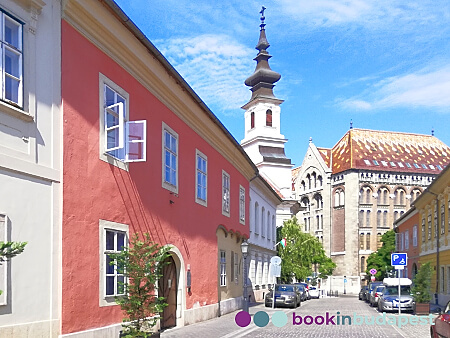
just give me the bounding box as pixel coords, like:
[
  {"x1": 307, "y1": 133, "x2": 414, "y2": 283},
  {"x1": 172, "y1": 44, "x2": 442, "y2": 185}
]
[
  {"x1": 99, "y1": 74, "x2": 146, "y2": 169},
  {"x1": 220, "y1": 250, "x2": 226, "y2": 287},
  {"x1": 413, "y1": 225, "x2": 417, "y2": 247},
  {"x1": 162, "y1": 123, "x2": 178, "y2": 193},
  {"x1": 195, "y1": 149, "x2": 207, "y2": 206},
  {"x1": 239, "y1": 186, "x2": 245, "y2": 224},
  {"x1": 261, "y1": 207, "x2": 265, "y2": 237},
  {"x1": 405, "y1": 230, "x2": 409, "y2": 249},
  {"x1": 254, "y1": 202, "x2": 259, "y2": 234},
  {"x1": 222, "y1": 171, "x2": 230, "y2": 217},
  {"x1": 267, "y1": 211, "x2": 271, "y2": 240},
  {"x1": 234, "y1": 252, "x2": 238, "y2": 284},
  {"x1": 1, "y1": 12, "x2": 23, "y2": 107},
  {"x1": 99, "y1": 220, "x2": 129, "y2": 307},
  {"x1": 0, "y1": 214, "x2": 8, "y2": 305}
]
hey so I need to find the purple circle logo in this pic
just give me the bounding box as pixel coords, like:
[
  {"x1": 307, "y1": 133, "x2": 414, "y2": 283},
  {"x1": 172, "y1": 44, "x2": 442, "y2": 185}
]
[{"x1": 235, "y1": 311, "x2": 251, "y2": 327}]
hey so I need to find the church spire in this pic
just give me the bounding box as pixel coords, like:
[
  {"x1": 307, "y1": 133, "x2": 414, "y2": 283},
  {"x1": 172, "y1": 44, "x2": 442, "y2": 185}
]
[{"x1": 244, "y1": 7, "x2": 281, "y2": 102}]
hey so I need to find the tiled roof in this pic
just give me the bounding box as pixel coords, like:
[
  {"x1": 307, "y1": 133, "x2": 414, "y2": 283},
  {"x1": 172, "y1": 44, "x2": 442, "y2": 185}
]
[
  {"x1": 317, "y1": 147, "x2": 332, "y2": 167},
  {"x1": 332, "y1": 129, "x2": 450, "y2": 174}
]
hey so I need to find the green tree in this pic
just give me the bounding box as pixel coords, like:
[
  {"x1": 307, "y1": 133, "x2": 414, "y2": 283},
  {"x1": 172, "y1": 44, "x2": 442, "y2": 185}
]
[
  {"x1": 108, "y1": 233, "x2": 171, "y2": 337},
  {"x1": 0, "y1": 241, "x2": 27, "y2": 296},
  {"x1": 278, "y1": 217, "x2": 335, "y2": 283},
  {"x1": 411, "y1": 262, "x2": 432, "y2": 303},
  {"x1": 365, "y1": 230, "x2": 396, "y2": 280}
]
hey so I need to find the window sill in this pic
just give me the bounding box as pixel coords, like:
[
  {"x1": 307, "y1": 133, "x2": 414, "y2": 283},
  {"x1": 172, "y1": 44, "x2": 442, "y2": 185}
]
[{"x1": 0, "y1": 100, "x2": 33, "y2": 122}]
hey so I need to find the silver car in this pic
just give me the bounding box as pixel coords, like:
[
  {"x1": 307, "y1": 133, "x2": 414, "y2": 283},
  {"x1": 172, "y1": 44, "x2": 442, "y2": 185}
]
[
  {"x1": 265, "y1": 284, "x2": 301, "y2": 308},
  {"x1": 369, "y1": 285, "x2": 385, "y2": 307},
  {"x1": 378, "y1": 285, "x2": 414, "y2": 312}
]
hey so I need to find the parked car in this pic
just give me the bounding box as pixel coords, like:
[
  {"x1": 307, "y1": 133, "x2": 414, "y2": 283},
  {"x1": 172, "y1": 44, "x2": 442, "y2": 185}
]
[
  {"x1": 430, "y1": 301, "x2": 450, "y2": 338},
  {"x1": 308, "y1": 286, "x2": 320, "y2": 299},
  {"x1": 378, "y1": 285, "x2": 414, "y2": 312},
  {"x1": 369, "y1": 285, "x2": 385, "y2": 307},
  {"x1": 296, "y1": 284, "x2": 308, "y2": 302},
  {"x1": 295, "y1": 282, "x2": 310, "y2": 300},
  {"x1": 359, "y1": 286, "x2": 368, "y2": 300},
  {"x1": 366, "y1": 281, "x2": 383, "y2": 303},
  {"x1": 265, "y1": 284, "x2": 301, "y2": 308}
]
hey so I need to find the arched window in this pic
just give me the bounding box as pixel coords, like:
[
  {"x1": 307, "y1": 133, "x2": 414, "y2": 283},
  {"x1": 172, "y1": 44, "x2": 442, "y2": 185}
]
[
  {"x1": 266, "y1": 109, "x2": 272, "y2": 127},
  {"x1": 359, "y1": 210, "x2": 364, "y2": 226},
  {"x1": 377, "y1": 233, "x2": 382, "y2": 248},
  {"x1": 366, "y1": 233, "x2": 370, "y2": 250},
  {"x1": 318, "y1": 176, "x2": 323, "y2": 187},
  {"x1": 335, "y1": 191, "x2": 341, "y2": 207},
  {"x1": 307, "y1": 174, "x2": 311, "y2": 190},
  {"x1": 361, "y1": 256, "x2": 365, "y2": 273},
  {"x1": 360, "y1": 234, "x2": 364, "y2": 250},
  {"x1": 314, "y1": 194, "x2": 323, "y2": 209},
  {"x1": 383, "y1": 211, "x2": 387, "y2": 227},
  {"x1": 366, "y1": 210, "x2": 371, "y2": 227},
  {"x1": 442, "y1": 204, "x2": 445, "y2": 235},
  {"x1": 255, "y1": 202, "x2": 259, "y2": 234},
  {"x1": 261, "y1": 207, "x2": 265, "y2": 237},
  {"x1": 340, "y1": 190, "x2": 345, "y2": 205},
  {"x1": 316, "y1": 215, "x2": 320, "y2": 230},
  {"x1": 428, "y1": 212, "x2": 432, "y2": 240},
  {"x1": 250, "y1": 111, "x2": 255, "y2": 129},
  {"x1": 394, "y1": 211, "x2": 399, "y2": 222},
  {"x1": 377, "y1": 210, "x2": 381, "y2": 227},
  {"x1": 366, "y1": 189, "x2": 371, "y2": 204},
  {"x1": 312, "y1": 172, "x2": 317, "y2": 188},
  {"x1": 301, "y1": 197, "x2": 310, "y2": 211},
  {"x1": 267, "y1": 211, "x2": 271, "y2": 240},
  {"x1": 304, "y1": 218, "x2": 308, "y2": 232},
  {"x1": 359, "y1": 189, "x2": 364, "y2": 204},
  {"x1": 301, "y1": 180, "x2": 305, "y2": 191}
]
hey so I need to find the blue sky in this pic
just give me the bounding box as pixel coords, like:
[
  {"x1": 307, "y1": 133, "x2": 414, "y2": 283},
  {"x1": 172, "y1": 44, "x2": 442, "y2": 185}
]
[{"x1": 114, "y1": 0, "x2": 450, "y2": 167}]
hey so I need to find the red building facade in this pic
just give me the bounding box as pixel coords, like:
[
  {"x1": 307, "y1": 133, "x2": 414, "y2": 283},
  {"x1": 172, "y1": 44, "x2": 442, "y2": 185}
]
[{"x1": 61, "y1": 1, "x2": 253, "y2": 335}]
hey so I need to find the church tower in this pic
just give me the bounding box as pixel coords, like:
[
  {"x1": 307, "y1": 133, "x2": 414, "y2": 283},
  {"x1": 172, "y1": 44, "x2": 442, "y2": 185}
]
[{"x1": 241, "y1": 7, "x2": 293, "y2": 199}]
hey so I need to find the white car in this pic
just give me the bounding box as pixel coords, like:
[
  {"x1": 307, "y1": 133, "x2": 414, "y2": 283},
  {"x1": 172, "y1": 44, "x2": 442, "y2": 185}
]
[{"x1": 308, "y1": 286, "x2": 320, "y2": 299}]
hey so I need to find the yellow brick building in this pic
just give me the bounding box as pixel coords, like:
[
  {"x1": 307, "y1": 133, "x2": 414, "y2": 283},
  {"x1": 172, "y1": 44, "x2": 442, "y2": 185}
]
[{"x1": 415, "y1": 163, "x2": 450, "y2": 305}]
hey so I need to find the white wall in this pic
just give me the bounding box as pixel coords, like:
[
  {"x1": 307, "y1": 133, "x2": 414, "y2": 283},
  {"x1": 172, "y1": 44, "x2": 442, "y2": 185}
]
[{"x1": 0, "y1": 1, "x2": 61, "y2": 336}]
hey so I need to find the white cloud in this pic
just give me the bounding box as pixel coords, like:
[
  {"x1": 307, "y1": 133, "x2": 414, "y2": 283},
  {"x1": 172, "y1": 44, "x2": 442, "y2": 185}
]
[
  {"x1": 156, "y1": 34, "x2": 255, "y2": 115},
  {"x1": 337, "y1": 64, "x2": 450, "y2": 111}
]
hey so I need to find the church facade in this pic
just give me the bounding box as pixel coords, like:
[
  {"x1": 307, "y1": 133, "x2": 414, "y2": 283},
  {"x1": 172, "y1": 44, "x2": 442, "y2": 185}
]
[{"x1": 293, "y1": 128, "x2": 450, "y2": 294}]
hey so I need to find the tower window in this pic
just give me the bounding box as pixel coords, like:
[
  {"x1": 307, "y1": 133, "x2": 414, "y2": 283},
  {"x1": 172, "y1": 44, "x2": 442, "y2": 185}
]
[
  {"x1": 251, "y1": 111, "x2": 255, "y2": 129},
  {"x1": 266, "y1": 109, "x2": 272, "y2": 127}
]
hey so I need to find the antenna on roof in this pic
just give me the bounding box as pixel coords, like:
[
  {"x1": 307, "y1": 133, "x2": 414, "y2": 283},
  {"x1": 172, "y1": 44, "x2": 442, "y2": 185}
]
[
  {"x1": 431, "y1": 127, "x2": 434, "y2": 136},
  {"x1": 350, "y1": 119, "x2": 353, "y2": 129}
]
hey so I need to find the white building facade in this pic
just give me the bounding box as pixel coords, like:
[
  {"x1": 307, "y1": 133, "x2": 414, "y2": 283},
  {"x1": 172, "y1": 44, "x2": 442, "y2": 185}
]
[{"x1": 0, "y1": 1, "x2": 61, "y2": 336}]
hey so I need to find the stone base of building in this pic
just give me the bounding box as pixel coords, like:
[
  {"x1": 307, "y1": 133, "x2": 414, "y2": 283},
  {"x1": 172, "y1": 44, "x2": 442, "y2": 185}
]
[
  {"x1": 0, "y1": 319, "x2": 60, "y2": 338},
  {"x1": 60, "y1": 323, "x2": 123, "y2": 338},
  {"x1": 219, "y1": 296, "x2": 243, "y2": 316},
  {"x1": 183, "y1": 302, "x2": 219, "y2": 326}
]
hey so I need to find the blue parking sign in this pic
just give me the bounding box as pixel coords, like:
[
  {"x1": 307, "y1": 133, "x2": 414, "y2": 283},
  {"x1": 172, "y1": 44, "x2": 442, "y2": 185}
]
[{"x1": 391, "y1": 253, "x2": 407, "y2": 266}]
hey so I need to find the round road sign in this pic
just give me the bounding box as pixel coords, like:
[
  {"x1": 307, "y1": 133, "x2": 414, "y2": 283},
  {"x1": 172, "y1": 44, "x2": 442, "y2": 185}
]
[{"x1": 370, "y1": 268, "x2": 377, "y2": 275}]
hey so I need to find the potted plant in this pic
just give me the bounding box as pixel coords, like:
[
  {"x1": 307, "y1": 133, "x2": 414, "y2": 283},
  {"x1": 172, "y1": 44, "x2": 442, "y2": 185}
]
[
  {"x1": 108, "y1": 233, "x2": 171, "y2": 338},
  {"x1": 411, "y1": 262, "x2": 432, "y2": 315}
]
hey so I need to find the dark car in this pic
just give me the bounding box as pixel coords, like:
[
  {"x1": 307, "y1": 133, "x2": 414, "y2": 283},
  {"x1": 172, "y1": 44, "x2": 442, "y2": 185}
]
[
  {"x1": 265, "y1": 284, "x2": 301, "y2": 308},
  {"x1": 366, "y1": 281, "x2": 383, "y2": 303},
  {"x1": 296, "y1": 284, "x2": 308, "y2": 301},
  {"x1": 295, "y1": 282, "x2": 310, "y2": 300},
  {"x1": 359, "y1": 286, "x2": 368, "y2": 300},
  {"x1": 430, "y1": 301, "x2": 449, "y2": 338}
]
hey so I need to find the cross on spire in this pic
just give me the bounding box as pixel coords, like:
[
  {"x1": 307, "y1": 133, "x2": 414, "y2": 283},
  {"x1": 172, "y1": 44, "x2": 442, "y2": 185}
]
[{"x1": 260, "y1": 6, "x2": 266, "y2": 30}]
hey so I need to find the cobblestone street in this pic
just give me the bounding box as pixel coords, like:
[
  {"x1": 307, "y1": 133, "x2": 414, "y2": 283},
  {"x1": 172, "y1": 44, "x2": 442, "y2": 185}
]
[{"x1": 161, "y1": 296, "x2": 434, "y2": 338}]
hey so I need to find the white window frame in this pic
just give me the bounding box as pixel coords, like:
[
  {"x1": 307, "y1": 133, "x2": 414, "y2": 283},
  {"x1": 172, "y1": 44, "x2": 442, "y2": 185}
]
[
  {"x1": 222, "y1": 170, "x2": 230, "y2": 217},
  {"x1": 195, "y1": 149, "x2": 207, "y2": 206},
  {"x1": 220, "y1": 250, "x2": 226, "y2": 287},
  {"x1": 405, "y1": 230, "x2": 409, "y2": 250},
  {"x1": 234, "y1": 252, "x2": 238, "y2": 284},
  {"x1": 162, "y1": 122, "x2": 179, "y2": 194},
  {"x1": 99, "y1": 219, "x2": 129, "y2": 307},
  {"x1": 0, "y1": 214, "x2": 8, "y2": 306},
  {"x1": 99, "y1": 74, "x2": 146, "y2": 170},
  {"x1": 239, "y1": 185, "x2": 245, "y2": 225},
  {"x1": 1, "y1": 12, "x2": 23, "y2": 107}
]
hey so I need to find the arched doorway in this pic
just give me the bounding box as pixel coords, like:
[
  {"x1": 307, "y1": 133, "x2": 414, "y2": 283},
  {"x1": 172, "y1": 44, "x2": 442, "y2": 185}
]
[{"x1": 159, "y1": 255, "x2": 177, "y2": 329}]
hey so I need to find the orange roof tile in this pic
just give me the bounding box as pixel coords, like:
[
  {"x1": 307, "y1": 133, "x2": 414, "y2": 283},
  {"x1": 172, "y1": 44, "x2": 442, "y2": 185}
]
[{"x1": 331, "y1": 129, "x2": 450, "y2": 174}]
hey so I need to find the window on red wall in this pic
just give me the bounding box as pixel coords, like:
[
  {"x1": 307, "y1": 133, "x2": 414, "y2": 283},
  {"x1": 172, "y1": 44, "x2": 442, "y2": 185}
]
[{"x1": 266, "y1": 109, "x2": 272, "y2": 126}]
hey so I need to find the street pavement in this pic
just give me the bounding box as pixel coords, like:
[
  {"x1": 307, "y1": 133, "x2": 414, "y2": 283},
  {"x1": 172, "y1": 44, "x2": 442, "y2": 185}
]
[{"x1": 161, "y1": 295, "x2": 435, "y2": 338}]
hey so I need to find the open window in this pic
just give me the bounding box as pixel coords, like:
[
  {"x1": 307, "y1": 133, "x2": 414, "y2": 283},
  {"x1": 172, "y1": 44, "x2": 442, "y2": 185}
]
[{"x1": 101, "y1": 79, "x2": 146, "y2": 165}]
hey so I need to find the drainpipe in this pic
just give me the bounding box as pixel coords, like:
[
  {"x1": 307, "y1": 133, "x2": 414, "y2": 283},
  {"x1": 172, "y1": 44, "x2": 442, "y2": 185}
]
[{"x1": 428, "y1": 191, "x2": 439, "y2": 305}]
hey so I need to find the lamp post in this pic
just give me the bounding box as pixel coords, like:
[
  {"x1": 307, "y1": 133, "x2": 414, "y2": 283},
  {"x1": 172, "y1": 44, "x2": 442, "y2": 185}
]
[{"x1": 241, "y1": 240, "x2": 249, "y2": 313}]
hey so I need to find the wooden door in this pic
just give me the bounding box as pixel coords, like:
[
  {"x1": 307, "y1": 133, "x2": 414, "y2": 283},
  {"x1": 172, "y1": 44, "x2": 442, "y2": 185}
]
[{"x1": 159, "y1": 256, "x2": 177, "y2": 329}]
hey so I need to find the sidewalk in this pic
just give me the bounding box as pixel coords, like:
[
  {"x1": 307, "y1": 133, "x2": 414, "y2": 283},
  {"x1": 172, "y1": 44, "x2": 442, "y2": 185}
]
[{"x1": 160, "y1": 302, "x2": 266, "y2": 338}]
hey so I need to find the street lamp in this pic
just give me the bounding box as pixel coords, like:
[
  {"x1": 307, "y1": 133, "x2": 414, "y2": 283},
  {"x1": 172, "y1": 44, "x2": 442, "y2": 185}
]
[{"x1": 241, "y1": 239, "x2": 249, "y2": 312}]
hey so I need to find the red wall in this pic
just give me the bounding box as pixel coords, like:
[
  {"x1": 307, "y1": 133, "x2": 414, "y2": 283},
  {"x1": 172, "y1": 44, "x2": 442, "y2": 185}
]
[
  {"x1": 62, "y1": 21, "x2": 249, "y2": 334},
  {"x1": 397, "y1": 212, "x2": 420, "y2": 279}
]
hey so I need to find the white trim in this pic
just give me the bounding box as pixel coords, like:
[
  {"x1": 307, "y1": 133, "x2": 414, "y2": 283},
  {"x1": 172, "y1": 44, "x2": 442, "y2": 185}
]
[
  {"x1": 222, "y1": 170, "x2": 230, "y2": 217},
  {"x1": 0, "y1": 214, "x2": 7, "y2": 306},
  {"x1": 195, "y1": 149, "x2": 207, "y2": 207},
  {"x1": 98, "y1": 219, "x2": 129, "y2": 307},
  {"x1": 99, "y1": 73, "x2": 130, "y2": 171},
  {"x1": 162, "y1": 122, "x2": 179, "y2": 194}
]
